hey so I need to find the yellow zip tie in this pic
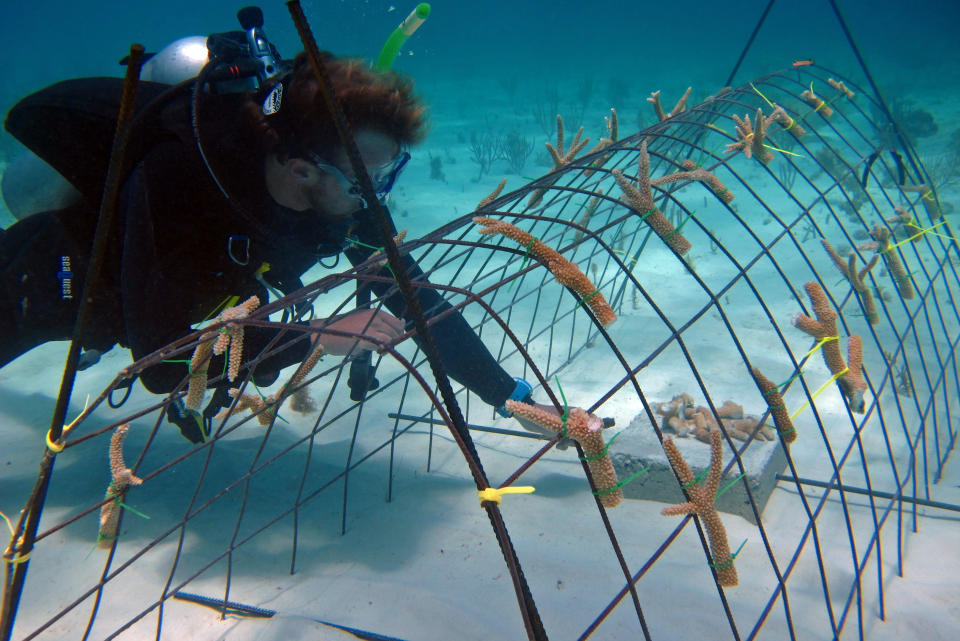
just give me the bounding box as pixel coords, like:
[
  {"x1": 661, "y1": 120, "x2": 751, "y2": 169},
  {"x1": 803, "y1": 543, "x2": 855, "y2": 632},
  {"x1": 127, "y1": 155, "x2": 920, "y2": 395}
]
[
  {"x1": 764, "y1": 142, "x2": 803, "y2": 158},
  {"x1": 45, "y1": 394, "x2": 90, "y2": 453},
  {"x1": 478, "y1": 486, "x2": 536, "y2": 506},
  {"x1": 806, "y1": 335, "x2": 839, "y2": 358},
  {"x1": 750, "y1": 83, "x2": 775, "y2": 108},
  {"x1": 888, "y1": 220, "x2": 948, "y2": 250},
  {"x1": 809, "y1": 83, "x2": 827, "y2": 113},
  {"x1": 790, "y1": 367, "x2": 849, "y2": 420},
  {"x1": 0, "y1": 510, "x2": 14, "y2": 538},
  {"x1": 3, "y1": 545, "x2": 31, "y2": 566}
]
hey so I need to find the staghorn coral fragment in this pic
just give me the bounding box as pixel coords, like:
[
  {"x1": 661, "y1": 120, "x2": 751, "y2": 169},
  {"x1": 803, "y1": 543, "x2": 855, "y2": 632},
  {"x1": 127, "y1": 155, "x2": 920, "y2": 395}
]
[
  {"x1": 821, "y1": 239, "x2": 880, "y2": 324},
  {"x1": 792, "y1": 282, "x2": 868, "y2": 412},
  {"x1": 613, "y1": 142, "x2": 692, "y2": 255},
  {"x1": 801, "y1": 87, "x2": 834, "y2": 117},
  {"x1": 218, "y1": 341, "x2": 326, "y2": 426},
  {"x1": 827, "y1": 78, "x2": 855, "y2": 99},
  {"x1": 473, "y1": 217, "x2": 616, "y2": 326},
  {"x1": 506, "y1": 400, "x2": 622, "y2": 507},
  {"x1": 870, "y1": 226, "x2": 914, "y2": 299},
  {"x1": 768, "y1": 104, "x2": 806, "y2": 137},
  {"x1": 657, "y1": 159, "x2": 735, "y2": 204},
  {"x1": 648, "y1": 87, "x2": 692, "y2": 121},
  {"x1": 211, "y1": 295, "x2": 260, "y2": 382},
  {"x1": 661, "y1": 430, "x2": 738, "y2": 586},
  {"x1": 528, "y1": 114, "x2": 591, "y2": 207},
  {"x1": 477, "y1": 178, "x2": 507, "y2": 210},
  {"x1": 751, "y1": 368, "x2": 796, "y2": 444},
  {"x1": 98, "y1": 424, "x2": 143, "y2": 548},
  {"x1": 725, "y1": 108, "x2": 774, "y2": 164}
]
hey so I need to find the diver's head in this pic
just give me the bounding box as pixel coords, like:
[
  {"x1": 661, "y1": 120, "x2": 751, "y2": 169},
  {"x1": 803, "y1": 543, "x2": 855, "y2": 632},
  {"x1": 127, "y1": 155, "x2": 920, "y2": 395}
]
[
  {"x1": 266, "y1": 128, "x2": 408, "y2": 217},
  {"x1": 257, "y1": 52, "x2": 427, "y2": 215}
]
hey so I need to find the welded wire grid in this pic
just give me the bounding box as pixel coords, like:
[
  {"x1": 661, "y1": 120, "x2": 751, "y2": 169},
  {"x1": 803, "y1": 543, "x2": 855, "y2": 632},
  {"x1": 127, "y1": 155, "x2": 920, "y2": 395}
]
[{"x1": 5, "y1": 65, "x2": 958, "y2": 640}]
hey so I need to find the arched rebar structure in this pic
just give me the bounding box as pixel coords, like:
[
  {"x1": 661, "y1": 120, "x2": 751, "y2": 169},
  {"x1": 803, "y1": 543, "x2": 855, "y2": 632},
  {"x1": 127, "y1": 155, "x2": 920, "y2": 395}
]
[{"x1": 2, "y1": 64, "x2": 957, "y2": 640}]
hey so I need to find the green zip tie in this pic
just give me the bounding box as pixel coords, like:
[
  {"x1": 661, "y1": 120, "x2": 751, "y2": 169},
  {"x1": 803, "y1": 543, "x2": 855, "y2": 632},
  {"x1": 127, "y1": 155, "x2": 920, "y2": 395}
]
[
  {"x1": 639, "y1": 208, "x2": 658, "y2": 222},
  {"x1": 594, "y1": 465, "x2": 649, "y2": 495},
  {"x1": 710, "y1": 539, "x2": 747, "y2": 569},
  {"x1": 581, "y1": 431, "x2": 621, "y2": 461},
  {"x1": 554, "y1": 375, "x2": 569, "y2": 439},
  {"x1": 251, "y1": 384, "x2": 290, "y2": 425},
  {"x1": 715, "y1": 472, "x2": 746, "y2": 500},
  {"x1": 579, "y1": 289, "x2": 601, "y2": 308},
  {"x1": 510, "y1": 238, "x2": 539, "y2": 292},
  {"x1": 682, "y1": 468, "x2": 710, "y2": 489},
  {"x1": 106, "y1": 492, "x2": 151, "y2": 520},
  {"x1": 663, "y1": 214, "x2": 691, "y2": 241},
  {"x1": 773, "y1": 371, "x2": 802, "y2": 390}
]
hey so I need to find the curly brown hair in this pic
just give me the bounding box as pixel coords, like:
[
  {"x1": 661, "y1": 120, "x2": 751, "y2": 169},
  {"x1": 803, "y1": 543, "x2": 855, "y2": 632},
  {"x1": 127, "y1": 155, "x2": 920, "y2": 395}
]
[{"x1": 253, "y1": 51, "x2": 428, "y2": 160}]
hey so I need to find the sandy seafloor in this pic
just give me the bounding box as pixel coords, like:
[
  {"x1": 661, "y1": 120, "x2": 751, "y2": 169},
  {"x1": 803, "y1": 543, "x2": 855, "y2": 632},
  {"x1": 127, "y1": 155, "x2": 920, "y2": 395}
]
[{"x1": 2, "y1": 2, "x2": 960, "y2": 640}]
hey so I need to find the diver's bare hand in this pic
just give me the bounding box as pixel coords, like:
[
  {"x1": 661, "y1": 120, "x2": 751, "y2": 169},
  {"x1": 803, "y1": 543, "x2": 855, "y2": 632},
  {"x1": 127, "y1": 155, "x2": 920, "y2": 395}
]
[{"x1": 309, "y1": 309, "x2": 405, "y2": 356}]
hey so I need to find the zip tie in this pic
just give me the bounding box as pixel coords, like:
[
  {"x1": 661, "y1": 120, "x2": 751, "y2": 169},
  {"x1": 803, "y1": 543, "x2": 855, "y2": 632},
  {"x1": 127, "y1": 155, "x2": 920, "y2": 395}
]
[
  {"x1": 710, "y1": 539, "x2": 748, "y2": 569},
  {"x1": 106, "y1": 492, "x2": 151, "y2": 520},
  {"x1": 579, "y1": 289, "x2": 602, "y2": 307},
  {"x1": 888, "y1": 220, "x2": 948, "y2": 250},
  {"x1": 595, "y1": 465, "x2": 649, "y2": 495},
  {"x1": 3, "y1": 544, "x2": 31, "y2": 566},
  {"x1": 807, "y1": 335, "x2": 839, "y2": 358},
  {"x1": 581, "y1": 432, "x2": 621, "y2": 461},
  {"x1": 682, "y1": 468, "x2": 710, "y2": 489},
  {"x1": 716, "y1": 472, "x2": 746, "y2": 500},
  {"x1": 46, "y1": 395, "x2": 90, "y2": 453},
  {"x1": 663, "y1": 214, "x2": 692, "y2": 242},
  {"x1": 554, "y1": 375, "x2": 569, "y2": 439},
  {"x1": 477, "y1": 486, "x2": 535, "y2": 506},
  {"x1": 509, "y1": 238, "x2": 539, "y2": 292},
  {"x1": 790, "y1": 366, "x2": 849, "y2": 420},
  {"x1": 774, "y1": 371, "x2": 803, "y2": 390},
  {"x1": 750, "y1": 82, "x2": 775, "y2": 108},
  {"x1": 764, "y1": 142, "x2": 803, "y2": 158},
  {"x1": 0, "y1": 510, "x2": 13, "y2": 538}
]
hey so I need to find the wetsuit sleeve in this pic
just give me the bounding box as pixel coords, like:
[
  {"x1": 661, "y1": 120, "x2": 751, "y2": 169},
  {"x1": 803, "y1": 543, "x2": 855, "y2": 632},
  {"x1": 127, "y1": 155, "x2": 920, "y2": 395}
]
[{"x1": 344, "y1": 209, "x2": 518, "y2": 408}]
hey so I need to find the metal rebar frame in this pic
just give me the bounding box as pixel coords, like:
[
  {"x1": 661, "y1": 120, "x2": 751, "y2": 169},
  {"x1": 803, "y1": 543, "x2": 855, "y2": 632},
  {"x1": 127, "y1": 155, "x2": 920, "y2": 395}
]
[{"x1": 2, "y1": 62, "x2": 958, "y2": 641}]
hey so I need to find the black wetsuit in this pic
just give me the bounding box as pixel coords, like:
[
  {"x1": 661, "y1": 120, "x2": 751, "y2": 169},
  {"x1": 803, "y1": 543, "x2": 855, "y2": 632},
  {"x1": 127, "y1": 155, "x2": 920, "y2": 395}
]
[{"x1": 0, "y1": 77, "x2": 517, "y2": 410}]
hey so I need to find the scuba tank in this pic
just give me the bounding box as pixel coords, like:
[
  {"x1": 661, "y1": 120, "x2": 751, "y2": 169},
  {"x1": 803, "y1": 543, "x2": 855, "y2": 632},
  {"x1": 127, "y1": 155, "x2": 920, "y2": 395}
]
[{"x1": 2, "y1": 6, "x2": 288, "y2": 221}]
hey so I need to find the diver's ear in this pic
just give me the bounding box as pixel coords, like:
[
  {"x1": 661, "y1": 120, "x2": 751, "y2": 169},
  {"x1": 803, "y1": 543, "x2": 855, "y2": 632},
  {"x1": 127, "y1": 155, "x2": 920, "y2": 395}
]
[{"x1": 280, "y1": 157, "x2": 317, "y2": 181}]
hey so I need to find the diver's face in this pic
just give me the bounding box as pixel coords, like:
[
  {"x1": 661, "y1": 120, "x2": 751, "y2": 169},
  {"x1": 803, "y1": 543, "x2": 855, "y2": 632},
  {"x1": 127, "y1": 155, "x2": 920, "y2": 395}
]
[{"x1": 307, "y1": 129, "x2": 403, "y2": 217}]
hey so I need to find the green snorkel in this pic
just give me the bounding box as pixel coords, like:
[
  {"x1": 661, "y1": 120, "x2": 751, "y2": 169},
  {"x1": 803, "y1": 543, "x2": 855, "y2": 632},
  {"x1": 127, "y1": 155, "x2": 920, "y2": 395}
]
[{"x1": 374, "y1": 3, "x2": 431, "y2": 71}]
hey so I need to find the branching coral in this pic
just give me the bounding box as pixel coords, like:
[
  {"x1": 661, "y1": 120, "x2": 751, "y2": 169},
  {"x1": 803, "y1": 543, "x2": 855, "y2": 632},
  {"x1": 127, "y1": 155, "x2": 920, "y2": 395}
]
[
  {"x1": 184, "y1": 295, "x2": 261, "y2": 410},
  {"x1": 768, "y1": 104, "x2": 806, "y2": 138},
  {"x1": 661, "y1": 430, "x2": 738, "y2": 586},
  {"x1": 792, "y1": 282, "x2": 868, "y2": 412},
  {"x1": 473, "y1": 216, "x2": 616, "y2": 326},
  {"x1": 870, "y1": 226, "x2": 915, "y2": 299},
  {"x1": 648, "y1": 87, "x2": 692, "y2": 121},
  {"x1": 612, "y1": 141, "x2": 692, "y2": 255},
  {"x1": 528, "y1": 114, "x2": 591, "y2": 207},
  {"x1": 724, "y1": 108, "x2": 774, "y2": 164},
  {"x1": 750, "y1": 368, "x2": 797, "y2": 444},
  {"x1": 98, "y1": 424, "x2": 143, "y2": 548},
  {"x1": 505, "y1": 400, "x2": 622, "y2": 508},
  {"x1": 218, "y1": 341, "x2": 325, "y2": 426},
  {"x1": 653, "y1": 160, "x2": 735, "y2": 205},
  {"x1": 827, "y1": 78, "x2": 855, "y2": 99},
  {"x1": 801, "y1": 86, "x2": 834, "y2": 117},
  {"x1": 821, "y1": 239, "x2": 880, "y2": 324}
]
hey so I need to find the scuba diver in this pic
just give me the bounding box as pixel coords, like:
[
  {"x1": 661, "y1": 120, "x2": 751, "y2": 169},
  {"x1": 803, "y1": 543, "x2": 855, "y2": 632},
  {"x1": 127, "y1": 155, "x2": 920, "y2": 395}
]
[{"x1": 0, "y1": 6, "x2": 553, "y2": 443}]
